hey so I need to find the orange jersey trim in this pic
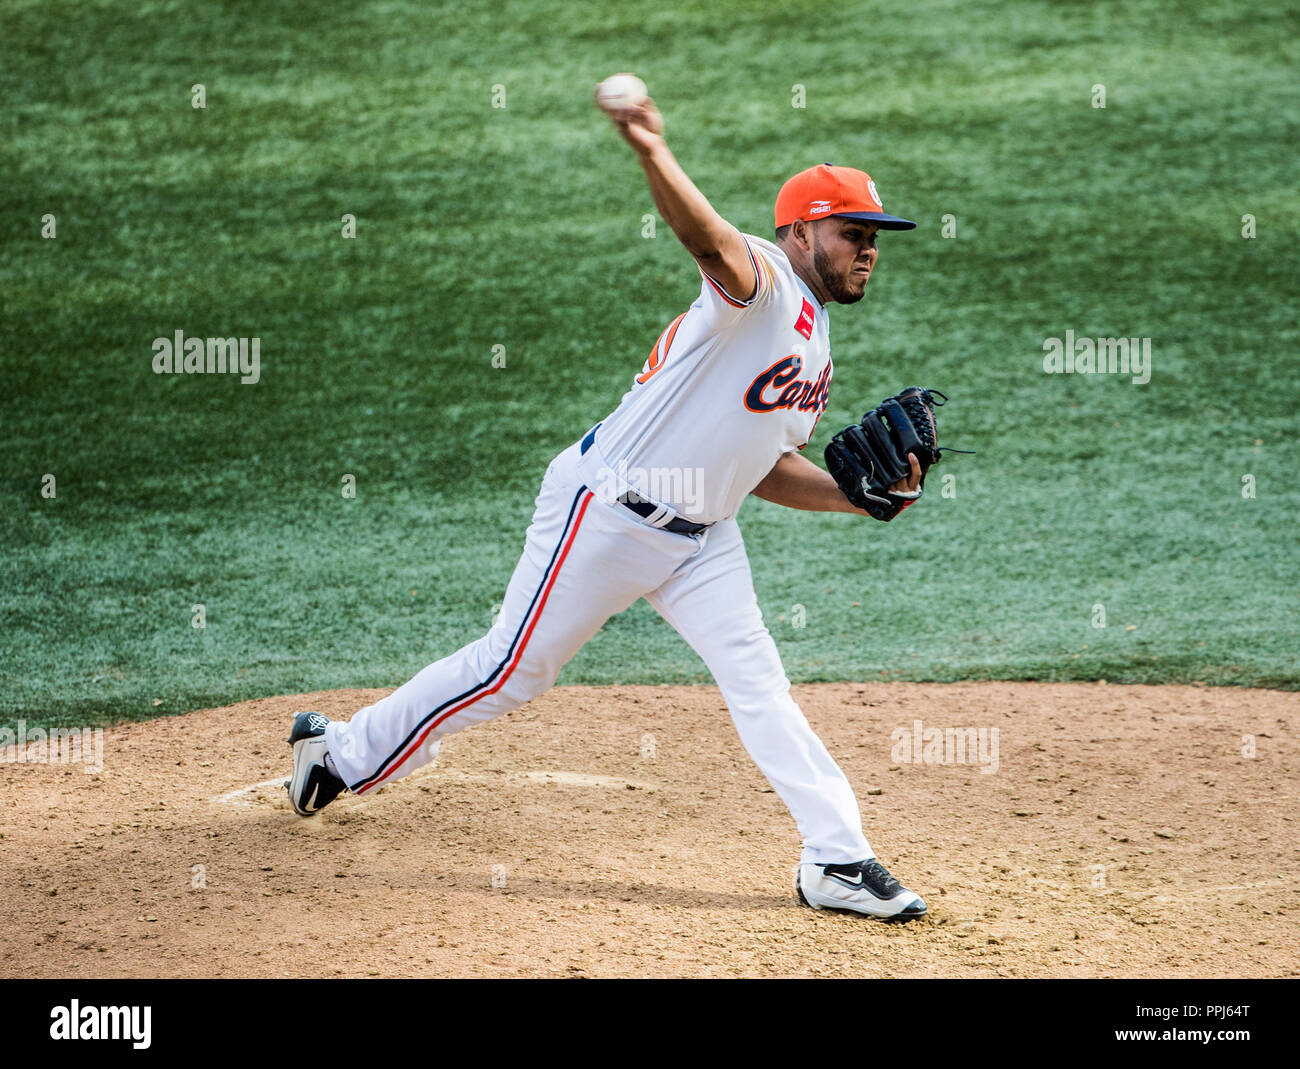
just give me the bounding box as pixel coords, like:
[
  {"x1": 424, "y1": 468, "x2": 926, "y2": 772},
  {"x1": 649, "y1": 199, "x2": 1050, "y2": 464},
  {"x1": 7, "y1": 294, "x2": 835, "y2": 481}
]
[
  {"x1": 636, "y1": 311, "x2": 688, "y2": 384},
  {"x1": 698, "y1": 240, "x2": 765, "y2": 308}
]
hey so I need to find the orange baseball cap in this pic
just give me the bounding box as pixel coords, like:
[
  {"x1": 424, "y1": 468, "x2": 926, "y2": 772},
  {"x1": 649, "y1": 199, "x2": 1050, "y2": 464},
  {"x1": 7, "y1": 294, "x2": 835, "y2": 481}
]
[{"x1": 775, "y1": 163, "x2": 916, "y2": 231}]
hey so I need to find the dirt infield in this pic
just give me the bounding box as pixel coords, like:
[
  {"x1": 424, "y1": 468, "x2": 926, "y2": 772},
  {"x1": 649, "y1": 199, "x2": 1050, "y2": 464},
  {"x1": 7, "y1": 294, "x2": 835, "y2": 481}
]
[{"x1": 2, "y1": 682, "x2": 1296, "y2": 978}]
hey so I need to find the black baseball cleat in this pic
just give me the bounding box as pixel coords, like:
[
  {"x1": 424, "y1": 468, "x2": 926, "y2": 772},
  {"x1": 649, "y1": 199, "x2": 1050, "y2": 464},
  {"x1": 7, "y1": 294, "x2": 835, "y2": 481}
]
[
  {"x1": 285, "y1": 712, "x2": 346, "y2": 817},
  {"x1": 795, "y1": 857, "x2": 928, "y2": 921}
]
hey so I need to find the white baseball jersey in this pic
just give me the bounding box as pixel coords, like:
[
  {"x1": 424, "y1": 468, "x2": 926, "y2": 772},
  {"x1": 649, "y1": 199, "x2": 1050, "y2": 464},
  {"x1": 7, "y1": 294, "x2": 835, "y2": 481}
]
[{"x1": 582, "y1": 234, "x2": 832, "y2": 522}]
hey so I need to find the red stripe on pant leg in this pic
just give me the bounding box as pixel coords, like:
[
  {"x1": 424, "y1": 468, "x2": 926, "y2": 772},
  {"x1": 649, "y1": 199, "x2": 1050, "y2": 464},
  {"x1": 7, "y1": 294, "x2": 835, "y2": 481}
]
[
  {"x1": 354, "y1": 491, "x2": 594, "y2": 794},
  {"x1": 349, "y1": 484, "x2": 588, "y2": 793}
]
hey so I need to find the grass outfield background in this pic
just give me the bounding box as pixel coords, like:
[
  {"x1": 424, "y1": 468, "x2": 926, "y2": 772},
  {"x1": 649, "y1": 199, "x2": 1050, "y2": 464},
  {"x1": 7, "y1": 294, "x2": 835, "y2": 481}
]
[{"x1": 2, "y1": 0, "x2": 1296, "y2": 729}]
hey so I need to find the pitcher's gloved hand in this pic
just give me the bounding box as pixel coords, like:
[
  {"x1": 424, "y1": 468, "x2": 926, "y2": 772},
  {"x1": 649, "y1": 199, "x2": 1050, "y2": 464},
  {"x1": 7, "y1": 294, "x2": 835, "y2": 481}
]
[{"x1": 824, "y1": 387, "x2": 952, "y2": 522}]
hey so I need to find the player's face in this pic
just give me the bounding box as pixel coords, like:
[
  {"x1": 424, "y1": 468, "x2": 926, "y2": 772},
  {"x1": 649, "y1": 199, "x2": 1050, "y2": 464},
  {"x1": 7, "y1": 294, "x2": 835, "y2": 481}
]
[{"x1": 812, "y1": 220, "x2": 880, "y2": 304}]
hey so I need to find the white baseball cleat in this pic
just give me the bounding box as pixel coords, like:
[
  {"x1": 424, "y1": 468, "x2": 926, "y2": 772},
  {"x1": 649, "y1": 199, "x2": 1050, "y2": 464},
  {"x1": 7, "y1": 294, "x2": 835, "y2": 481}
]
[
  {"x1": 286, "y1": 711, "x2": 347, "y2": 817},
  {"x1": 796, "y1": 858, "x2": 928, "y2": 921}
]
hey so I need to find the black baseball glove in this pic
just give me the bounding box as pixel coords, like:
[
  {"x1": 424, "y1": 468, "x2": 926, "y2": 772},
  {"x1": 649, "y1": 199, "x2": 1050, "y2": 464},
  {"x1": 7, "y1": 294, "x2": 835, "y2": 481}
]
[{"x1": 825, "y1": 386, "x2": 952, "y2": 522}]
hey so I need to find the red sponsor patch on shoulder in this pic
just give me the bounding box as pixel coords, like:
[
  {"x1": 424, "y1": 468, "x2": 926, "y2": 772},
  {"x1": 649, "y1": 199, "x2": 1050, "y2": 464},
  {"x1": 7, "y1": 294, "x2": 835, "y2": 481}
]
[{"x1": 795, "y1": 298, "x2": 815, "y2": 340}]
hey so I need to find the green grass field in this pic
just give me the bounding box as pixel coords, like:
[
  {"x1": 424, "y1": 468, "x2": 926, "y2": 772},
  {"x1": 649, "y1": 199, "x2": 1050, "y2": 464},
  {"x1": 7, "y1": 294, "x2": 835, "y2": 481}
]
[{"x1": 2, "y1": 0, "x2": 1297, "y2": 728}]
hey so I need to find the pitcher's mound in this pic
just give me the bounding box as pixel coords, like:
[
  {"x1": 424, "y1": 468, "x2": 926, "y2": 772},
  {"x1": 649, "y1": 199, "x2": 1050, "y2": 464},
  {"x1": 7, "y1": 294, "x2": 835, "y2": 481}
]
[{"x1": 2, "y1": 682, "x2": 1296, "y2": 977}]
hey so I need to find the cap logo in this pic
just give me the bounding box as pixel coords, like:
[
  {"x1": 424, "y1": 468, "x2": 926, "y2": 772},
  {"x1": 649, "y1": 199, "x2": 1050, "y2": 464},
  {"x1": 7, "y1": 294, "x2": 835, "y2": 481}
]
[
  {"x1": 867, "y1": 179, "x2": 881, "y2": 207},
  {"x1": 808, "y1": 200, "x2": 832, "y2": 215}
]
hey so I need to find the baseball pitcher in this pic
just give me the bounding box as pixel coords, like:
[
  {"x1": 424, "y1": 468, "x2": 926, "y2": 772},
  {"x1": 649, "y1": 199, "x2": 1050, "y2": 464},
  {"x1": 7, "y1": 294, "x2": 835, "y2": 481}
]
[{"x1": 285, "y1": 76, "x2": 949, "y2": 920}]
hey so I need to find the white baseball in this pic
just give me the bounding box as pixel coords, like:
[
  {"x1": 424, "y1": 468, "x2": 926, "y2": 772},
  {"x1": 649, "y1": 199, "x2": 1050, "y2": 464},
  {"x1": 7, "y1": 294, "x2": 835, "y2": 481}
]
[{"x1": 596, "y1": 73, "x2": 648, "y2": 112}]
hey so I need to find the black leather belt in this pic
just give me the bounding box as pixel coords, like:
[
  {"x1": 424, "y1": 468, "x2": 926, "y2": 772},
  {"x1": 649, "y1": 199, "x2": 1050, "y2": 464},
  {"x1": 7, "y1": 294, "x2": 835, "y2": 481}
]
[{"x1": 579, "y1": 425, "x2": 712, "y2": 537}]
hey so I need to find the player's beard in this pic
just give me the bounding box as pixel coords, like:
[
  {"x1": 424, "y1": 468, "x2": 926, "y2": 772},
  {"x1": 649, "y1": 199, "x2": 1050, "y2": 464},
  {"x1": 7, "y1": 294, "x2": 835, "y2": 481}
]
[{"x1": 813, "y1": 233, "x2": 866, "y2": 305}]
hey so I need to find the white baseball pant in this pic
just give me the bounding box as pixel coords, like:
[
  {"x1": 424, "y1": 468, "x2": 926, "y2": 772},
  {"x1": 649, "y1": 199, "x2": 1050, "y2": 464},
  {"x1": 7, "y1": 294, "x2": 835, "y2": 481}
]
[{"x1": 326, "y1": 440, "x2": 873, "y2": 864}]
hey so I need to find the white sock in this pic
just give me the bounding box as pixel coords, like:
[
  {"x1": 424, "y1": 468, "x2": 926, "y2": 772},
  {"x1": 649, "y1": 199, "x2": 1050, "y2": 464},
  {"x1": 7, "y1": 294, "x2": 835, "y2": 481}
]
[{"x1": 323, "y1": 751, "x2": 340, "y2": 779}]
